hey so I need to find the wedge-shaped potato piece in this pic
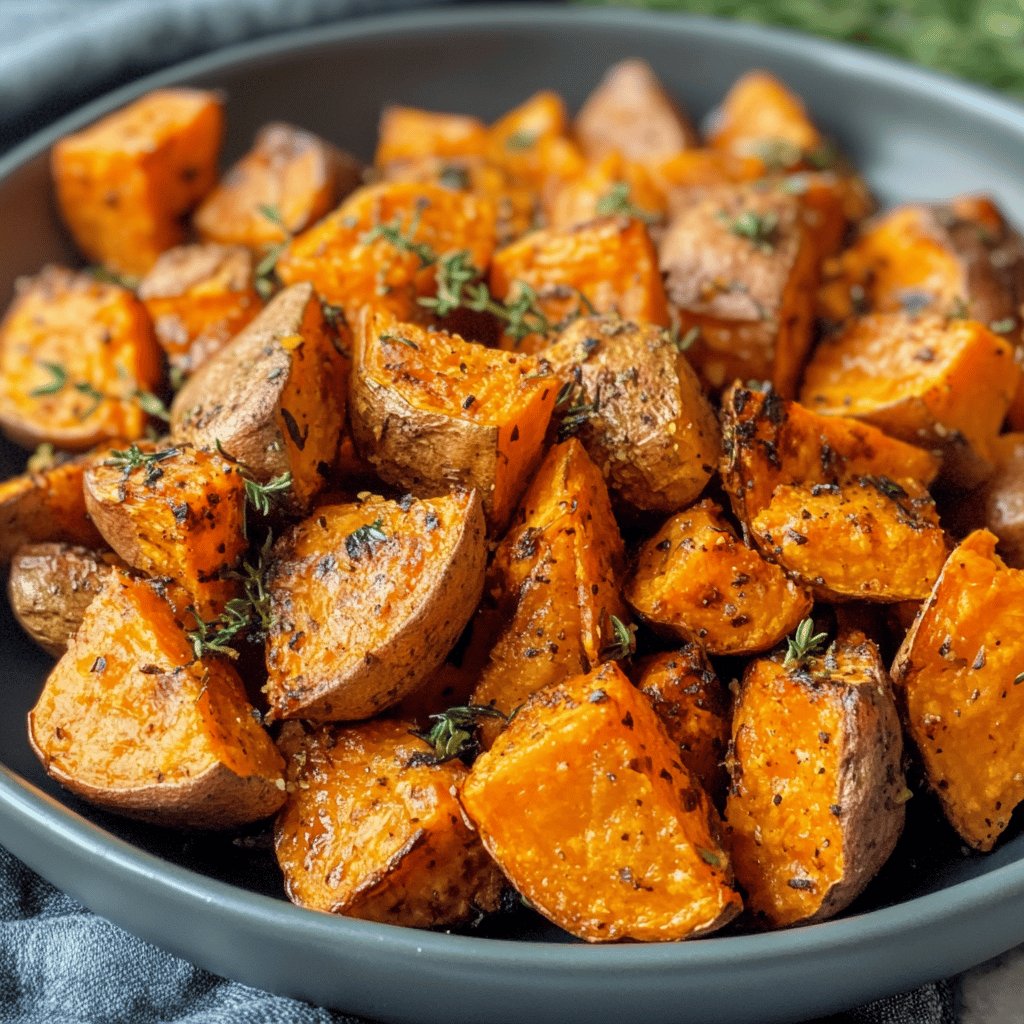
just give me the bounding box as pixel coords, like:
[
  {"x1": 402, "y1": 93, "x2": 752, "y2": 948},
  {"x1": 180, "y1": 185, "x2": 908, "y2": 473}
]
[
  {"x1": 659, "y1": 185, "x2": 818, "y2": 396},
  {"x1": 725, "y1": 631, "x2": 905, "y2": 927},
  {"x1": 138, "y1": 243, "x2": 262, "y2": 377},
  {"x1": 375, "y1": 106, "x2": 489, "y2": 169},
  {"x1": 463, "y1": 662, "x2": 741, "y2": 942},
  {"x1": 171, "y1": 282, "x2": 344, "y2": 513},
  {"x1": 977, "y1": 434, "x2": 1024, "y2": 568},
  {"x1": 544, "y1": 316, "x2": 720, "y2": 511},
  {"x1": 276, "y1": 181, "x2": 496, "y2": 326},
  {"x1": 633, "y1": 644, "x2": 730, "y2": 803},
  {"x1": 52, "y1": 88, "x2": 223, "y2": 274},
  {"x1": 28, "y1": 570, "x2": 284, "y2": 829},
  {"x1": 801, "y1": 313, "x2": 1019, "y2": 489},
  {"x1": 275, "y1": 719, "x2": 503, "y2": 926},
  {"x1": 264, "y1": 490, "x2": 486, "y2": 721},
  {"x1": 625, "y1": 499, "x2": 811, "y2": 654},
  {"x1": 0, "y1": 267, "x2": 162, "y2": 450},
  {"x1": 490, "y1": 217, "x2": 669, "y2": 353},
  {"x1": 351, "y1": 309, "x2": 555, "y2": 532},
  {"x1": 548, "y1": 153, "x2": 666, "y2": 231},
  {"x1": 782, "y1": 169, "x2": 873, "y2": 259},
  {"x1": 574, "y1": 59, "x2": 698, "y2": 164},
  {"x1": 892, "y1": 530, "x2": 1024, "y2": 851}
]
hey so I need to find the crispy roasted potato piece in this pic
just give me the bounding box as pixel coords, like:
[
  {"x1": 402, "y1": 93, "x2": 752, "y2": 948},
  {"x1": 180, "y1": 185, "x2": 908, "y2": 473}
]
[
  {"x1": 625, "y1": 499, "x2": 812, "y2": 654},
  {"x1": 801, "y1": 313, "x2": 1019, "y2": 489},
  {"x1": 264, "y1": 490, "x2": 486, "y2": 721},
  {"x1": 52, "y1": 89, "x2": 223, "y2": 274},
  {"x1": 574, "y1": 59, "x2": 698, "y2": 164},
  {"x1": 659, "y1": 185, "x2": 818, "y2": 396},
  {"x1": 462, "y1": 662, "x2": 741, "y2": 942},
  {"x1": 170, "y1": 282, "x2": 345, "y2": 513},
  {"x1": 138, "y1": 243, "x2": 262, "y2": 377},
  {"x1": 275, "y1": 719, "x2": 503, "y2": 926},
  {"x1": 28, "y1": 570, "x2": 285, "y2": 829},
  {"x1": 547, "y1": 153, "x2": 666, "y2": 231},
  {"x1": 375, "y1": 106, "x2": 489, "y2": 168},
  {"x1": 490, "y1": 217, "x2": 669, "y2": 353},
  {"x1": 0, "y1": 267, "x2": 162, "y2": 451},
  {"x1": 725, "y1": 631, "x2": 905, "y2": 927},
  {"x1": 721, "y1": 384, "x2": 947, "y2": 601},
  {"x1": 543, "y1": 316, "x2": 720, "y2": 511},
  {"x1": 891, "y1": 530, "x2": 1024, "y2": 851},
  {"x1": 351, "y1": 310, "x2": 555, "y2": 532}
]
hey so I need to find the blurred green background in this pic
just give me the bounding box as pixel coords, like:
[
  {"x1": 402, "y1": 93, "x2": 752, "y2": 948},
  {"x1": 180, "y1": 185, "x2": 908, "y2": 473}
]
[{"x1": 579, "y1": 0, "x2": 1024, "y2": 98}]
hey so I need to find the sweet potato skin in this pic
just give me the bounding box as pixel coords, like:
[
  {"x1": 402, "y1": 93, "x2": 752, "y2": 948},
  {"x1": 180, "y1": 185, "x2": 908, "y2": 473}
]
[
  {"x1": 978, "y1": 433, "x2": 1024, "y2": 568},
  {"x1": 462, "y1": 662, "x2": 742, "y2": 942},
  {"x1": 274, "y1": 719, "x2": 503, "y2": 927}
]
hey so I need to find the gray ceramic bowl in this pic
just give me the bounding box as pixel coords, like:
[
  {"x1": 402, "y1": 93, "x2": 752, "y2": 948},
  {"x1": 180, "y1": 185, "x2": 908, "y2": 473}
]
[{"x1": 2, "y1": 6, "x2": 1024, "y2": 1023}]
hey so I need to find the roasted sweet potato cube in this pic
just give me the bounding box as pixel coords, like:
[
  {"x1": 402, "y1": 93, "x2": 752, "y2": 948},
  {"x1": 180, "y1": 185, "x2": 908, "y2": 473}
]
[
  {"x1": 782, "y1": 170, "x2": 873, "y2": 259},
  {"x1": 574, "y1": 59, "x2": 697, "y2": 165},
  {"x1": 350, "y1": 309, "x2": 555, "y2": 532},
  {"x1": 52, "y1": 88, "x2": 223, "y2": 274},
  {"x1": 28, "y1": 570, "x2": 285, "y2": 829},
  {"x1": 170, "y1": 283, "x2": 345, "y2": 513},
  {"x1": 194, "y1": 123, "x2": 362, "y2": 248},
  {"x1": 801, "y1": 313, "x2": 1019, "y2": 489},
  {"x1": 977, "y1": 433, "x2": 1024, "y2": 568},
  {"x1": 0, "y1": 267, "x2": 162, "y2": 451},
  {"x1": 490, "y1": 217, "x2": 669, "y2": 353},
  {"x1": 659, "y1": 185, "x2": 818, "y2": 396},
  {"x1": 462, "y1": 662, "x2": 742, "y2": 942},
  {"x1": 276, "y1": 182, "x2": 496, "y2": 326},
  {"x1": 725, "y1": 632, "x2": 905, "y2": 927},
  {"x1": 649, "y1": 149, "x2": 765, "y2": 213},
  {"x1": 543, "y1": 316, "x2": 720, "y2": 511},
  {"x1": 375, "y1": 106, "x2": 489, "y2": 169},
  {"x1": 625, "y1": 499, "x2": 811, "y2": 654},
  {"x1": 275, "y1": 719, "x2": 503, "y2": 926},
  {"x1": 891, "y1": 530, "x2": 1024, "y2": 851},
  {"x1": 138, "y1": 243, "x2": 262, "y2": 376},
  {"x1": 547, "y1": 153, "x2": 666, "y2": 231}
]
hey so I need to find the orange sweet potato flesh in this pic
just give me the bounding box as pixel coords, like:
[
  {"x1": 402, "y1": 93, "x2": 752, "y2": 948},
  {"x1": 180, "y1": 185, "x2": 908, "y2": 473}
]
[
  {"x1": 650, "y1": 150, "x2": 765, "y2": 214},
  {"x1": 275, "y1": 719, "x2": 503, "y2": 927},
  {"x1": 462, "y1": 662, "x2": 742, "y2": 942},
  {"x1": 725, "y1": 634, "x2": 905, "y2": 927},
  {"x1": 375, "y1": 107, "x2": 490, "y2": 169},
  {"x1": 625, "y1": 499, "x2": 811, "y2": 654},
  {"x1": 547, "y1": 153, "x2": 666, "y2": 231},
  {"x1": 138, "y1": 243, "x2": 262, "y2": 376},
  {"x1": 28, "y1": 570, "x2": 285, "y2": 829},
  {"x1": 0, "y1": 267, "x2": 162, "y2": 451},
  {"x1": 891, "y1": 530, "x2": 1024, "y2": 851},
  {"x1": 52, "y1": 88, "x2": 223, "y2": 275},
  {"x1": 276, "y1": 181, "x2": 496, "y2": 327},
  {"x1": 490, "y1": 216, "x2": 669, "y2": 353},
  {"x1": 351, "y1": 309, "x2": 556, "y2": 532}
]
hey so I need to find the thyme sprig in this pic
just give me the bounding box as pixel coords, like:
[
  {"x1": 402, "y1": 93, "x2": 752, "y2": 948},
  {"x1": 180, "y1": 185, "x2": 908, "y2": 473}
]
[
  {"x1": 104, "y1": 444, "x2": 181, "y2": 488},
  {"x1": 254, "y1": 204, "x2": 292, "y2": 300},
  {"x1": 600, "y1": 614, "x2": 637, "y2": 661},
  {"x1": 361, "y1": 205, "x2": 437, "y2": 268},
  {"x1": 594, "y1": 181, "x2": 659, "y2": 224},
  {"x1": 244, "y1": 473, "x2": 293, "y2": 517},
  {"x1": 344, "y1": 517, "x2": 387, "y2": 561},
  {"x1": 409, "y1": 705, "x2": 510, "y2": 766},
  {"x1": 720, "y1": 209, "x2": 779, "y2": 253},
  {"x1": 783, "y1": 618, "x2": 829, "y2": 668},
  {"x1": 29, "y1": 360, "x2": 169, "y2": 423}
]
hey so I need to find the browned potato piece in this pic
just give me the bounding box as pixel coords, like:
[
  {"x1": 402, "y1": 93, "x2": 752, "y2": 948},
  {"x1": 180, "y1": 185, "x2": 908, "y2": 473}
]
[
  {"x1": 264, "y1": 490, "x2": 486, "y2": 722},
  {"x1": 978, "y1": 433, "x2": 1024, "y2": 567},
  {"x1": 659, "y1": 185, "x2": 818, "y2": 396},
  {"x1": 574, "y1": 59, "x2": 698, "y2": 164},
  {"x1": 543, "y1": 316, "x2": 720, "y2": 512},
  {"x1": 725, "y1": 630, "x2": 905, "y2": 927},
  {"x1": 375, "y1": 106, "x2": 489, "y2": 169},
  {"x1": 170, "y1": 282, "x2": 345, "y2": 513},
  {"x1": 28, "y1": 570, "x2": 285, "y2": 829},
  {"x1": 891, "y1": 530, "x2": 1024, "y2": 851},
  {"x1": 274, "y1": 719, "x2": 503, "y2": 927}
]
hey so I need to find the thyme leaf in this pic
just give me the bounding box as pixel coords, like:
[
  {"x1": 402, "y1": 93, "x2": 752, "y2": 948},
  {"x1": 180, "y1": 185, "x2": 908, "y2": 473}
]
[
  {"x1": 344, "y1": 517, "x2": 387, "y2": 561},
  {"x1": 594, "y1": 181, "x2": 659, "y2": 224},
  {"x1": 599, "y1": 614, "x2": 636, "y2": 661},
  {"x1": 409, "y1": 705, "x2": 509, "y2": 766},
  {"x1": 783, "y1": 618, "x2": 829, "y2": 668}
]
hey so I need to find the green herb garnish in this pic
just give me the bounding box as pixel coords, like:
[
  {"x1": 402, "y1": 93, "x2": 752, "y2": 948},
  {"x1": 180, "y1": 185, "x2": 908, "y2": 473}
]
[
  {"x1": 344, "y1": 517, "x2": 387, "y2": 561},
  {"x1": 594, "y1": 181, "x2": 659, "y2": 224},
  {"x1": 409, "y1": 705, "x2": 509, "y2": 766},
  {"x1": 783, "y1": 618, "x2": 829, "y2": 668},
  {"x1": 721, "y1": 209, "x2": 779, "y2": 253},
  {"x1": 600, "y1": 614, "x2": 636, "y2": 661}
]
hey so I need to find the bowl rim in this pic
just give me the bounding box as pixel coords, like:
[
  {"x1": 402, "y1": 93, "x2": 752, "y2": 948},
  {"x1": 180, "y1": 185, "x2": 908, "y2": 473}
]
[{"x1": 2, "y1": 0, "x2": 1024, "y2": 977}]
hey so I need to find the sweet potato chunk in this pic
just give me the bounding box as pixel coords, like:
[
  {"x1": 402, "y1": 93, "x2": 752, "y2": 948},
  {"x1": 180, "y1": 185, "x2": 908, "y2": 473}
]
[
  {"x1": 375, "y1": 107, "x2": 489, "y2": 169},
  {"x1": 28, "y1": 570, "x2": 285, "y2": 829},
  {"x1": 625, "y1": 499, "x2": 811, "y2": 654},
  {"x1": 978, "y1": 433, "x2": 1024, "y2": 568},
  {"x1": 891, "y1": 530, "x2": 1024, "y2": 851},
  {"x1": 0, "y1": 267, "x2": 162, "y2": 450},
  {"x1": 659, "y1": 185, "x2": 818, "y2": 396},
  {"x1": 264, "y1": 490, "x2": 486, "y2": 722},
  {"x1": 276, "y1": 181, "x2": 495, "y2": 326},
  {"x1": 547, "y1": 154, "x2": 666, "y2": 231},
  {"x1": 462, "y1": 662, "x2": 742, "y2": 942},
  {"x1": 543, "y1": 316, "x2": 720, "y2": 511},
  {"x1": 490, "y1": 217, "x2": 669, "y2": 353},
  {"x1": 194, "y1": 122, "x2": 361, "y2": 248},
  {"x1": 725, "y1": 632, "x2": 905, "y2": 927},
  {"x1": 275, "y1": 719, "x2": 502, "y2": 926},
  {"x1": 649, "y1": 150, "x2": 765, "y2": 211},
  {"x1": 350, "y1": 309, "x2": 555, "y2": 532},
  {"x1": 801, "y1": 313, "x2": 1019, "y2": 489},
  {"x1": 574, "y1": 59, "x2": 698, "y2": 164},
  {"x1": 52, "y1": 88, "x2": 223, "y2": 274},
  {"x1": 138, "y1": 244, "x2": 262, "y2": 377},
  {"x1": 170, "y1": 282, "x2": 345, "y2": 513}
]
